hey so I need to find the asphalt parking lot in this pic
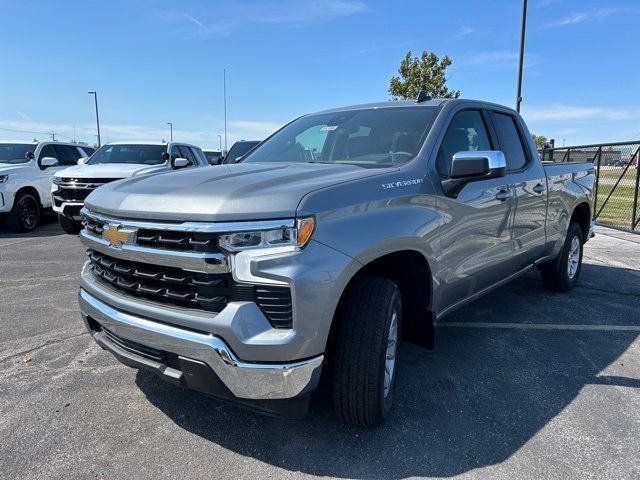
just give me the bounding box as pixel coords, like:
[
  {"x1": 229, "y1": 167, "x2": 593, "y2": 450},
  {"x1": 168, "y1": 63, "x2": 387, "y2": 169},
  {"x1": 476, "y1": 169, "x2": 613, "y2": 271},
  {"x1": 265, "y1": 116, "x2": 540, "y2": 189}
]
[{"x1": 1, "y1": 220, "x2": 639, "y2": 480}]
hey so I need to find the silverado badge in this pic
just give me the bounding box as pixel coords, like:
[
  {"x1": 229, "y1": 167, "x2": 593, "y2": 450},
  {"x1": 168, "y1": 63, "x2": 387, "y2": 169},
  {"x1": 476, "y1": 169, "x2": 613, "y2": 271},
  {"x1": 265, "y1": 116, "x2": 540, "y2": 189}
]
[{"x1": 102, "y1": 224, "x2": 137, "y2": 247}]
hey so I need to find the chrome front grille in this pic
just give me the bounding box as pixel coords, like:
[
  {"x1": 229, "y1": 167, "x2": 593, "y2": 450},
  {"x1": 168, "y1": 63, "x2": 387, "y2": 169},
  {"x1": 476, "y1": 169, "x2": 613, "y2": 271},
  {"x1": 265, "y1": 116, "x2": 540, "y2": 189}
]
[
  {"x1": 83, "y1": 215, "x2": 223, "y2": 253},
  {"x1": 80, "y1": 209, "x2": 294, "y2": 328},
  {"x1": 87, "y1": 249, "x2": 242, "y2": 312},
  {"x1": 54, "y1": 178, "x2": 122, "y2": 203}
]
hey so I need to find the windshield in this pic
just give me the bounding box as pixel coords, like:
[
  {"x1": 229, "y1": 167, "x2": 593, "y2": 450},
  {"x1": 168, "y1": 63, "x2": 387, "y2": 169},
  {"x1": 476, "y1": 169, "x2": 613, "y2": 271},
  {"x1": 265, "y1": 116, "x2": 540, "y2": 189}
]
[
  {"x1": 226, "y1": 141, "x2": 260, "y2": 163},
  {"x1": 241, "y1": 107, "x2": 437, "y2": 168},
  {"x1": 87, "y1": 144, "x2": 167, "y2": 165},
  {"x1": 0, "y1": 144, "x2": 35, "y2": 164}
]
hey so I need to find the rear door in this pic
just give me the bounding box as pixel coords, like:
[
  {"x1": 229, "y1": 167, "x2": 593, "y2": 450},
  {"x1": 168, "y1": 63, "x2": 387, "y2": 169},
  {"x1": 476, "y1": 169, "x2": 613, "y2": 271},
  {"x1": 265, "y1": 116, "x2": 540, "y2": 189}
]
[
  {"x1": 489, "y1": 111, "x2": 547, "y2": 268},
  {"x1": 435, "y1": 109, "x2": 516, "y2": 310}
]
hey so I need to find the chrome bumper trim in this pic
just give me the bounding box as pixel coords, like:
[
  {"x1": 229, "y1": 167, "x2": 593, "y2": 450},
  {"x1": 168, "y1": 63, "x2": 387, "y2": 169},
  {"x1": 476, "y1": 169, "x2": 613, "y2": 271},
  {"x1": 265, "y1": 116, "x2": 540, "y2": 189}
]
[
  {"x1": 79, "y1": 289, "x2": 323, "y2": 400},
  {"x1": 79, "y1": 229, "x2": 229, "y2": 274}
]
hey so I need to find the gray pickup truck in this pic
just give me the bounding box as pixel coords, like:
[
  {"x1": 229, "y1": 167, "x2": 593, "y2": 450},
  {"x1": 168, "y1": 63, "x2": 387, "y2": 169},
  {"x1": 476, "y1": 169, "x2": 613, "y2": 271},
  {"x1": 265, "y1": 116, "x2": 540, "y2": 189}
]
[{"x1": 77, "y1": 98, "x2": 594, "y2": 426}]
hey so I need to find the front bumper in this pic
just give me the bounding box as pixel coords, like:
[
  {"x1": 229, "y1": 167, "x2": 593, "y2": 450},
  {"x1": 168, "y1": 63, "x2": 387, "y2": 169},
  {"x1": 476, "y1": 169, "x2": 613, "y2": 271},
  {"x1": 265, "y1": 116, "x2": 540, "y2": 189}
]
[
  {"x1": 79, "y1": 288, "x2": 323, "y2": 401},
  {"x1": 51, "y1": 197, "x2": 84, "y2": 219}
]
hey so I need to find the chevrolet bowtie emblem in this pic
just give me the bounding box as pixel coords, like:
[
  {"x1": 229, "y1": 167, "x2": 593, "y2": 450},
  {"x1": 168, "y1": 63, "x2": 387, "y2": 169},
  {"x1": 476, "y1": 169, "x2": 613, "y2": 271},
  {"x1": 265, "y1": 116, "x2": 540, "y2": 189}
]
[{"x1": 102, "y1": 224, "x2": 137, "y2": 247}]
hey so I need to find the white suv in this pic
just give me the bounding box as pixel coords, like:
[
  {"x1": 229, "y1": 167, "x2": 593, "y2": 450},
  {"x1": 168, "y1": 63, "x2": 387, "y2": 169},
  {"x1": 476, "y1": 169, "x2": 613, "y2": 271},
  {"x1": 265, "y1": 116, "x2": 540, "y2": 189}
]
[
  {"x1": 52, "y1": 141, "x2": 207, "y2": 233},
  {"x1": 0, "y1": 141, "x2": 94, "y2": 232}
]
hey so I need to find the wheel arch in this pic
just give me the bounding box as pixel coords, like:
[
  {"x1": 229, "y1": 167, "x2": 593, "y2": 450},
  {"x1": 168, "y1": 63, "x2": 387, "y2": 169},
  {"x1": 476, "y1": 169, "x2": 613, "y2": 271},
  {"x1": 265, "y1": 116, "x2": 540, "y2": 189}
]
[
  {"x1": 570, "y1": 201, "x2": 591, "y2": 240},
  {"x1": 326, "y1": 249, "x2": 435, "y2": 356},
  {"x1": 14, "y1": 185, "x2": 43, "y2": 208}
]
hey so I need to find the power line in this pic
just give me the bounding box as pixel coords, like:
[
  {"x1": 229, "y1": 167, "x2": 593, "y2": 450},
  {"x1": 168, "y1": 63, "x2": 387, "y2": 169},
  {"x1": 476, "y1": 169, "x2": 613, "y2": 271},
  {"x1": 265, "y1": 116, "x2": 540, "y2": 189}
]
[{"x1": 0, "y1": 126, "x2": 76, "y2": 142}]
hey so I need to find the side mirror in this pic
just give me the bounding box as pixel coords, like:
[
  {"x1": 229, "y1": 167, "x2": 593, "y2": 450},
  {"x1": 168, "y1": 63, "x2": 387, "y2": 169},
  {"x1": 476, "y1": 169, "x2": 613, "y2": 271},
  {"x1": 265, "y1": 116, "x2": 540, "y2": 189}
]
[
  {"x1": 25, "y1": 151, "x2": 35, "y2": 160},
  {"x1": 161, "y1": 152, "x2": 171, "y2": 161},
  {"x1": 173, "y1": 157, "x2": 189, "y2": 169},
  {"x1": 77, "y1": 157, "x2": 88, "y2": 165},
  {"x1": 441, "y1": 151, "x2": 506, "y2": 197},
  {"x1": 40, "y1": 156, "x2": 59, "y2": 168}
]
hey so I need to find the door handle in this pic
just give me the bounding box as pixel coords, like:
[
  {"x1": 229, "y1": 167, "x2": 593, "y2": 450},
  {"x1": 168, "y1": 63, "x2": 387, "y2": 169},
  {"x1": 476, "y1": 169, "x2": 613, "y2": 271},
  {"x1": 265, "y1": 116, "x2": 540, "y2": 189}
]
[
  {"x1": 496, "y1": 190, "x2": 511, "y2": 201},
  {"x1": 532, "y1": 183, "x2": 546, "y2": 194}
]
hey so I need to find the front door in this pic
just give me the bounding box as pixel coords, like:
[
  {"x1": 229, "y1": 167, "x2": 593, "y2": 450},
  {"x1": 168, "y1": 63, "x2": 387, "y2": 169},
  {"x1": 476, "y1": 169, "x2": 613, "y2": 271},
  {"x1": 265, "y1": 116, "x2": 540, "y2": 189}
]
[{"x1": 435, "y1": 109, "x2": 516, "y2": 310}]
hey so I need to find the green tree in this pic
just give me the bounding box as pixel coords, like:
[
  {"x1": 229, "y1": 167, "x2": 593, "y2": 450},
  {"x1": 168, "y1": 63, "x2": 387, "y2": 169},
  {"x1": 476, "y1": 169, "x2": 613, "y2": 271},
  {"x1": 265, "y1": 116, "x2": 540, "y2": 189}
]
[
  {"x1": 389, "y1": 50, "x2": 460, "y2": 100},
  {"x1": 531, "y1": 134, "x2": 548, "y2": 149}
]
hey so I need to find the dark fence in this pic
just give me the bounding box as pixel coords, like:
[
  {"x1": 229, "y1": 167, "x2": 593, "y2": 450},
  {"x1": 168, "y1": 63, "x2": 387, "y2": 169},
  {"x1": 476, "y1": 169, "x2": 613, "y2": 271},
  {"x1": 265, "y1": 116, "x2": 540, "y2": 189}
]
[{"x1": 541, "y1": 141, "x2": 640, "y2": 233}]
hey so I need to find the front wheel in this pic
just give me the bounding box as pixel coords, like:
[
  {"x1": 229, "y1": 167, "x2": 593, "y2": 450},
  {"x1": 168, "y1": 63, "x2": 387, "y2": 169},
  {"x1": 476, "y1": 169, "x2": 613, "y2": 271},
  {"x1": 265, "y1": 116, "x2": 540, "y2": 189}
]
[
  {"x1": 7, "y1": 192, "x2": 40, "y2": 232},
  {"x1": 331, "y1": 276, "x2": 402, "y2": 427},
  {"x1": 540, "y1": 221, "x2": 584, "y2": 292},
  {"x1": 58, "y1": 214, "x2": 82, "y2": 234}
]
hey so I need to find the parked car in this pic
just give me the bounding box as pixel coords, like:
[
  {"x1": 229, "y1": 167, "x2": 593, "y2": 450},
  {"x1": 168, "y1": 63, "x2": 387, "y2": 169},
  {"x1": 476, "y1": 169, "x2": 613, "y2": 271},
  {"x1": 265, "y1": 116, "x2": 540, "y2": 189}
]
[
  {"x1": 52, "y1": 142, "x2": 207, "y2": 234},
  {"x1": 203, "y1": 149, "x2": 224, "y2": 165},
  {"x1": 77, "y1": 98, "x2": 594, "y2": 426},
  {"x1": 223, "y1": 140, "x2": 261, "y2": 163},
  {"x1": 0, "y1": 141, "x2": 93, "y2": 232}
]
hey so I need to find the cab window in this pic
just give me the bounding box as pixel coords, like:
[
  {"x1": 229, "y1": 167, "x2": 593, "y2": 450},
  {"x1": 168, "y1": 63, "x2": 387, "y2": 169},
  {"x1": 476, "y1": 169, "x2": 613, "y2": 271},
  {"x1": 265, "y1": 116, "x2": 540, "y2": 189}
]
[
  {"x1": 437, "y1": 110, "x2": 491, "y2": 176},
  {"x1": 491, "y1": 112, "x2": 528, "y2": 171}
]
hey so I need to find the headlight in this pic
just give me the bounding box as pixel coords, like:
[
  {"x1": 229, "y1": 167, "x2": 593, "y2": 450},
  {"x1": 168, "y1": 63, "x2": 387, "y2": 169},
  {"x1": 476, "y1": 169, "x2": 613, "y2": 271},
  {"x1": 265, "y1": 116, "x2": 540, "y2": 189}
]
[
  {"x1": 219, "y1": 217, "x2": 315, "y2": 252},
  {"x1": 0, "y1": 174, "x2": 8, "y2": 183},
  {"x1": 52, "y1": 176, "x2": 62, "y2": 185}
]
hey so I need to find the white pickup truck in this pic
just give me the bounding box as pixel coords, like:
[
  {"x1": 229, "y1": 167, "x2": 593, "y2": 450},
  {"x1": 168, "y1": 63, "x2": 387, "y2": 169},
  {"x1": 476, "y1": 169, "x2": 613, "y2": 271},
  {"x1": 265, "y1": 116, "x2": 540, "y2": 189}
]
[
  {"x1": 0, "y1": 141, "x2": 94, "y2": 232},
  {"x1": 52, "y1": 141, "x2": 208, "y2": 233}
]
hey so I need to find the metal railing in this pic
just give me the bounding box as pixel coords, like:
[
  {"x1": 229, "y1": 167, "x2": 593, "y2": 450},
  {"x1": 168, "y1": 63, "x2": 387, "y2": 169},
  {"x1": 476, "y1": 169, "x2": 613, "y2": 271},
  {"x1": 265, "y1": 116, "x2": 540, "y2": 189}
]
[{"x1": 541, "y1": 141, "x2": 640, "y2": 233}]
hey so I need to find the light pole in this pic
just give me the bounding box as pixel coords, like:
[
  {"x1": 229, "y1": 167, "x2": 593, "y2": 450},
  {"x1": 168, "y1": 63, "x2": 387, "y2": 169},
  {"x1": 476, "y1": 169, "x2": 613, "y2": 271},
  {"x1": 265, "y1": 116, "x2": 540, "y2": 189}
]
[
  {"x1": 223, "y1": 68, "x2": 227, "y2": 152},
  {"x1": 167, "y1": 122, "x2": 173, "y2": 142},
  {"x1": 217, "y1": 134, "x2": 222, "y2": 151},
  {"x1": 88, "y1": 91, "x2": 101, "y2": 147},
  {"x1": 515, "y1": 0, "x2": 528, "y2": 113}
]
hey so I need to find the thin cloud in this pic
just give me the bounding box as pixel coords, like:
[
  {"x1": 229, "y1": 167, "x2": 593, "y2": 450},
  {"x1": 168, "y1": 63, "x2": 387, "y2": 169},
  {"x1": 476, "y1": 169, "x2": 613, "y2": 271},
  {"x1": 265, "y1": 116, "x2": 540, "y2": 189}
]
[
  {"x1": 166, "y1": 0, "x2": 368, "y2": 37},
  {"x1": 454, "y1": 50, "x2": 539, "y2": 69},
  {"x1": 522, "y1": 105, "x2": 639, "y2": 121},
  {"x1": 16, "y1": 111, "x2": 31, "y2": 121},
  {"x1": 542, "y1": 7, "x2": 637, "y2": 29},
  {"x1": 183, "y1": 13, "x2": 203, "y2": 28},
  {"x1": 0, "y1": 119, "x2": 282, "y2": 149},
  {"x1": 451, "y1": 25, "x2": 480, "y2": 40}
]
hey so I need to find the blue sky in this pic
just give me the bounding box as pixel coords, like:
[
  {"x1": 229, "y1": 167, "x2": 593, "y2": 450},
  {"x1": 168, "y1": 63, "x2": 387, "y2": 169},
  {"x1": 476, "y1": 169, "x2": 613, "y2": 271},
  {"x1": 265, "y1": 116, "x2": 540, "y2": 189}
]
[{"x1": 1, "y1": 0, "x2": 639, "y2": 149}]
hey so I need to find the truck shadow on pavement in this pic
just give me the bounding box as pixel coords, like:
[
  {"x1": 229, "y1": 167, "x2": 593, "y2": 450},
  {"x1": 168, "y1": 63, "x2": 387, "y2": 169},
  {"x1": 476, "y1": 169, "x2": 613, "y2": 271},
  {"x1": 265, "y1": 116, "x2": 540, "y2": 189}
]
[
  {"x1": 0, "y1": 214, "x2": 65, "y2": 239},
  {"x1": 135, "y1": 263, "x2": 639, "y2": 479}
]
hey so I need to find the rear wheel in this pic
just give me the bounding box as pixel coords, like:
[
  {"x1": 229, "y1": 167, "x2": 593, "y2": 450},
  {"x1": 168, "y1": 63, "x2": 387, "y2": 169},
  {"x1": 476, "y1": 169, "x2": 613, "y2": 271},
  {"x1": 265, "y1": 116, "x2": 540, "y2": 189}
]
[
  {"x1": 540, "y1": 221, "x2": 584, "y2": 292},
  {"x1": 331, "y1": 276, "x2": 402, "y2": 427},
  {"x1": 58, "y1": 214, "x2": 82, "y2": 234},
  {"x1": 7, "y1": 192, "x2": 40, "y2": 232}
]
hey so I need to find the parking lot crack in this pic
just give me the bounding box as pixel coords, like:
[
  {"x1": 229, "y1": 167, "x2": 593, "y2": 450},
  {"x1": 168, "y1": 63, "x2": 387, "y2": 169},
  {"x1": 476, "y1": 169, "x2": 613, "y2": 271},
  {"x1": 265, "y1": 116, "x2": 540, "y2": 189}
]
[{"x1": 0, "y1": 331, "x2": 89, "y2": 364}]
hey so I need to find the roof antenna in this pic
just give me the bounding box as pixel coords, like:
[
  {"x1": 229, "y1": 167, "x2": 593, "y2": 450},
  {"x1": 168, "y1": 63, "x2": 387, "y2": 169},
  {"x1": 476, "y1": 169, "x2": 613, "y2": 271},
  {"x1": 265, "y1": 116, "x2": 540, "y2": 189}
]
[{"x1": 415, "y1": 88, "x2": 431, "y2": 103}]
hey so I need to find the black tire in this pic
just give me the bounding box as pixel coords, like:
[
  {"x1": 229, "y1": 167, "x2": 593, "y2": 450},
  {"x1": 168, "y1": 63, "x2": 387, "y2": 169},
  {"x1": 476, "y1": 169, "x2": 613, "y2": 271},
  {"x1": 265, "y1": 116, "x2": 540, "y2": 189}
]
[
  {"x1": 58, "y1": 214, "x2": 82, "y2": 234},
  {"x1": 7, "y1": 192, "x2": 40, "y2": 232},
  {"x1": 331, "y1": 276, "x2": 402, "y2": 427},
  {"x1": 540, "y1": 221, "x2": 584, "y2": 292}
]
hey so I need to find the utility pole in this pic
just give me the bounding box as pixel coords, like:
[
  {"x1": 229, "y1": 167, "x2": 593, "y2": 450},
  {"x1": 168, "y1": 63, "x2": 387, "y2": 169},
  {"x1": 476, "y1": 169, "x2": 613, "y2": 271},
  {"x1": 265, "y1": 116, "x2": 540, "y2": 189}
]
[
  {"x1": 88, "y1": 91, "x2": 101, "y2": 147},
  {"x1": 49, "y1": 133, "x2": 56, "y2": 141},
  {"x1": 167, "y1": 122, "x2": 173, "y2": 142},
  {"x1": 515, "y1": 0, "x2": 528, "y2": 113},
  {"x1": 223, "y1": 68, "x2": 228, "y2": 152}
]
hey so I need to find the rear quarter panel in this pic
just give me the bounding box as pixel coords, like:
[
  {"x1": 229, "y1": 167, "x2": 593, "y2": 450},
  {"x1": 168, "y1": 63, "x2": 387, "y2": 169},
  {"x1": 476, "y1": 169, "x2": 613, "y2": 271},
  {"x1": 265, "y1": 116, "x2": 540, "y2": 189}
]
[{"x1": 543, "y1": 162, "x2": 595, "y2": 256}]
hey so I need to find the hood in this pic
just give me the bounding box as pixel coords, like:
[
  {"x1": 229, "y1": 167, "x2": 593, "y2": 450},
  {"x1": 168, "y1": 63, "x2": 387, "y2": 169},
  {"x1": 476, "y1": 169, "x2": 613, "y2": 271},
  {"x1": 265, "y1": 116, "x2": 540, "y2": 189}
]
[
  {"x1": 85, "y1": 162, "x2": 391, "y2": 222},
  {"x1": 55, "y1": 163, "x2": 168, "y2": 179},
  {"x1": 0, "y1": 164, "x2": 29, "y2": 175}
]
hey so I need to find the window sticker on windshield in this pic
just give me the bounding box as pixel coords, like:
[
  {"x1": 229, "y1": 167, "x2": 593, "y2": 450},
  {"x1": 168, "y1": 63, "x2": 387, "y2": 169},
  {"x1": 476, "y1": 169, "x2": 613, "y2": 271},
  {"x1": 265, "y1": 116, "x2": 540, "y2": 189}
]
[{"x1": 320, "y1": 126, "x2": 338, "y2": 131}]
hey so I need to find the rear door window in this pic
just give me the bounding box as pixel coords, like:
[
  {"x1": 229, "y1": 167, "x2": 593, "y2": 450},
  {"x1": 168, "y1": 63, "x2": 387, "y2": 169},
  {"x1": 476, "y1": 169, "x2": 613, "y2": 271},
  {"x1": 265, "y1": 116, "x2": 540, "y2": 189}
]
[
  {"x1": 491, "y1": 112, "x2": 528, "y2": 171},
  {"x1": 437, "y1": 110, "x2": 491, "y2": 176}
]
